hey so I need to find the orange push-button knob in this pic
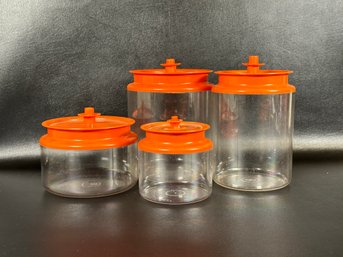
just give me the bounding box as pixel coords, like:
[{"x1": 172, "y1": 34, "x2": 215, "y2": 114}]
[
  {"x1": 242, "y1": 55, "x2": 265, "y2": 73},
  {"x1": 78, "y1": 107, "x2": 100, "y2": 125},
  {"x1": 167, "y1": 116, "x2": 182, "y2": 128},
  {"x1": 160, "y1": 58, "x2": 181, "y2": 72}
]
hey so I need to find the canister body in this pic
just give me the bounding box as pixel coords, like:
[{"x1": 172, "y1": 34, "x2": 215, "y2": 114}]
[
  {"x1": 41, "y1": 145, "x2": 137, "y2": 198},
  {"x1": 128, "y1": 91, "x2": 208, "y2": 138},
  {"x1": 139, "y1": 151, "x2": 212, "y2": 204},
  {"x1": 212, "y1": 93, "x2": 294, "y2": 191}
]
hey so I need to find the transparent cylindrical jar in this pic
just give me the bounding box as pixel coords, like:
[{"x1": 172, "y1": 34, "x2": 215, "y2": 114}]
[
  {"x1": 138, "y1": 116, "x2": 213, "y2": 205},
  {"x1": 127, "y1": 58, "x2": 212, "y2": 139},
  {"x1": 212, "y1": 56, "x2": 296, "y2": 192},
  {"x1": 40, "y1": 107, "x2": 138, "y2": 198}
]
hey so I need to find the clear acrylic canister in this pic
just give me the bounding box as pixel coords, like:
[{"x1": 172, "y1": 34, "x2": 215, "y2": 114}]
[
  {"x1": 138, "y1": 116, "x2": 213, "y2": 205},
  {"x1": 127, "y1": 58, "x2": 212, "y2": 138},
  {"x1": 39, "y1": 107, "x2": 138, "y2": 198},
  {"x1": 212, "y1": 56, "x2": 296, "y2": 191}
]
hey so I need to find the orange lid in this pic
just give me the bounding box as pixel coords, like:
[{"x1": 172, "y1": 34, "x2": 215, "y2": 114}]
[
  {"x1": 138, "y1": 116, "x2": 212, "y2": 154},
  {"x1": 212, "y1": 56, "x2": 296, "y2": 94},
  {"x1": 128, "y1": 58, "x2": 213, "y2": 93},
  {"x1": 40, "y1": 107, "x2": 137, "y2": 150}
]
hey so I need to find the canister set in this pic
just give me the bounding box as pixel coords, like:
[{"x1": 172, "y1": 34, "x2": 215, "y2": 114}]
[{"x1": 40, "y1": 56, "x2": 296, "y2": 204}]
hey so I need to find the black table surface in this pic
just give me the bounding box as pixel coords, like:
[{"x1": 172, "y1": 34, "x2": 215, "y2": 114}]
[{"x1": 1, "y1": 161, "x2": 343, "y2": 257}]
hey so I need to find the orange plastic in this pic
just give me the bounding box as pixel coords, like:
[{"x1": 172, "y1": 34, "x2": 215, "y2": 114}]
[
  {"x1": 212, "y1": 56, "x2": 296, "y2": 94},
  {"x1": 138, "y1": 116, "x2": 212, "y2": 154},
  {"x1": 40, "y1": 107, "x2": 137, "y2": 150},
  {"x1": 128, "y1": 58, "x2": 213, "y2": 93}
]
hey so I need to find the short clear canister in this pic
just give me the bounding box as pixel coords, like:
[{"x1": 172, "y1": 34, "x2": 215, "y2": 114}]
[
  {"x1": 40, "y1": 107, "x2": 138, "y2": 198},
  {"x1": 138, "y1": 116, "x2": 213, "y2": 205}
]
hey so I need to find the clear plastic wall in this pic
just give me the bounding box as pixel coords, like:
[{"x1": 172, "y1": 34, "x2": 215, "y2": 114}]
[
  {"x1": 41, "y1": 145, "x2": 137, "y2": 198},
  {"x1": 139, "y1": 151, "x2": 212, "y2": 204},
  {"x1": 128, "y1": 91, "x2": 208, "y2": 138},
  {"x1": 212, "y1": 93, "x2": 294, "y2": 191}
]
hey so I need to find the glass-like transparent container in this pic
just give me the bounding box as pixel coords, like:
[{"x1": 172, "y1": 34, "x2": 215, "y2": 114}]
[
  {"x1": 41, "y1": 146, "x2": 137, "y2": 198},
  {"x1": 40, "y1": 107, "x2": 138, "y2": 198},
  {"x1": 138, "y1": 116, "x2": 213, "y2": 205},
  {"x1": 127, "y1": 58, "x2": 212, "y2": 139},
  {"x1": 212, "y1": 56, "x2": 296, "y2": 192},
  {"x1": 139, "y1": 151, "x2": 212, "y2": 205}
]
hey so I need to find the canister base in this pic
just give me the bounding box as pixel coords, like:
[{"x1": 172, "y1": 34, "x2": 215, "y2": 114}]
[
  {"x1": 214, "y1": 168, "x2": 290, "y2": 192},
  {"x1": 45, "y1": 174, "x2": 137, "y2": 198},
  {"x1": 141, "y1": 183, "x2": 211, "y2": 205}
]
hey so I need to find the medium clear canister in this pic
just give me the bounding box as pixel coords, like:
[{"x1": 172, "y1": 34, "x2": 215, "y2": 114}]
[
  {"x1": 138, "y1": 116, "x2": 213, "y2": 205},
  {"x1": 127, "y1": 58, "x2": 212, "y2": 138},
  {"x1": 212, "y1": 56, "x2": 296, "y2": 191},
  {"x1": 40, "y1": 107, "x2": 138, "y2": 198}
]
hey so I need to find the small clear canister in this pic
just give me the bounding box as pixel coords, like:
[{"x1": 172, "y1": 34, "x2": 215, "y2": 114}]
[
  {"x1": 127, "y1": 58, "x2": 212, "y2": 138},
  {"x1": 138, "y1": 116, "x2": 213, "y2": 205},
  {"x1": 212, "y1": 56, "x2": 296, "y2": 192},
  {"x1": 40, "y1": 107, "x2": 138, "y2": 198}
]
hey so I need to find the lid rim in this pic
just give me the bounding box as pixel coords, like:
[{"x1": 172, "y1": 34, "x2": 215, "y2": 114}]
[
  {"x1": 42, "y1": 115, "x2": 135, "y2": 131},
  {"x1": 40, "y1": 133, "x2": 137, "y2": 150},
  {"x1": 215, "y1": 70, "x2": 293, "y2": 75},
  {"x1": 138, "y1": 147, "x2": 213, "y2": 154},
  {"x1": 130, "y1": 69, "x2": 213, "y2": 75},
  {"x1": 212, "y1": 90, "x2": 296, "y2": 95},
  {"x1": 140, "y1": 121, "x2": 210, "y2": 134},
  {"x1": 212, "y1": 84, "x2": 296, "y2": 94},
  {"x1": 138, "y1": 138, "x2": 212, "y2": 154},
  {"x1": 127, "y1": 83, "x2": 212, "y2": 93}
]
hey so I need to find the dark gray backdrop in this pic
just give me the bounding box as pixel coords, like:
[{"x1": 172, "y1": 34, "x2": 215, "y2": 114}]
[{"x1": 0, "y1": 0, "x2": 342, "y2": 168}]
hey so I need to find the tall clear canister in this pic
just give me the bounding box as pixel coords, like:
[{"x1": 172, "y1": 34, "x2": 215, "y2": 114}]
[
  {"x1": 212, "y1": 56, "x2": 296, "y2": 192},
  {"x1": 127, "y1": 58, "x2": 212, "y2": 138}
]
